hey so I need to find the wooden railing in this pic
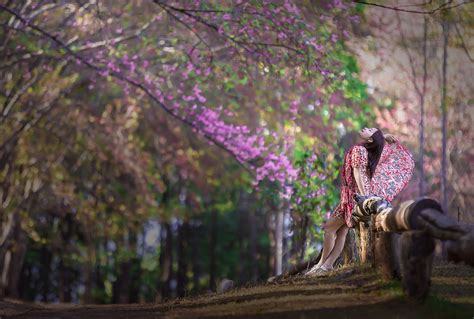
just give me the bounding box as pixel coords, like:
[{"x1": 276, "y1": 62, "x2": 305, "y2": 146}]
[{"x1": 352, "y1": 194, "x2": 474, "y2": 302}]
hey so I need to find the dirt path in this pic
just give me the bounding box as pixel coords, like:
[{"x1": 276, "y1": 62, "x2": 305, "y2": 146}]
[{"x1": 1, "y1": 260, "x2": 473, "y2": 319}]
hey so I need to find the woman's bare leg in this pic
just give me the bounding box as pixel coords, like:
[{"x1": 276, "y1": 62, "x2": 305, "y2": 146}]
[
  {"x1": 314, "y1": 216, "x2": 346, "y2": 268},
  {"x1": 322, "y1": 224, "x2": 349, "y2": 269}
]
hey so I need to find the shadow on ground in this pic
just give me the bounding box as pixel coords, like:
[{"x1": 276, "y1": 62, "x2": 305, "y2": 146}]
[{"x1": 1, "y1": 260, "x2": 473, "y2": 319}]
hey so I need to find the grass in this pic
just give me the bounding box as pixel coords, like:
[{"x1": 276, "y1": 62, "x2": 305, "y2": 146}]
[
  {"x1": 1, "y1": 260, "x2": 473, "y2": 319},
  {"x1": 420, "y1": 294, "x2": 474, "y2": 319}
]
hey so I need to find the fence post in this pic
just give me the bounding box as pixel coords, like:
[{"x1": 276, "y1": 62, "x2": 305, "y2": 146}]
[
  {"x1": 399, "y1": 230, "x2": 435, "y2": 303},
  {"x1": 356, "y1": 220, "x2": 374, "y2": 265},
  {"x1": 374, "y1": 231, "x2": 400, "y2": 280}
]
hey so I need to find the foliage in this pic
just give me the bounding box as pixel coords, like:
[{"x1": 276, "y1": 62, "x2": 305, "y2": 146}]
[{"x1": 0, "y1": 0, "x2": 378, "y2": 303}]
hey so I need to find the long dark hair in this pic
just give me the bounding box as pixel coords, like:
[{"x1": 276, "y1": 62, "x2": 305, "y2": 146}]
[{"x1": 362, "y1": 129, "x2": 385, "y2": 179}]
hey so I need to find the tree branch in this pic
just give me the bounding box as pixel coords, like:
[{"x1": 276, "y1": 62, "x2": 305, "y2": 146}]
[
  {"x1": 395, "y1": 12, "x2": 422, "y2": 96},
  {"x1": 454, "y1": 22, "x2": 474, "y2": 62},
  {"x1": 353, "y1": 0, "x2": 472, "y2": 14},
  {"x1": 1, "y1": 72, "x2": 40, "y2": 123},
  {"x1": 154, "y1": 1, "x2": 303, "y2": 56},
  {"x1": 0, "y1": 3, "x2": 253, "y2": 173},
  {"x1": 70, "y1": 18, "x2": 155, "y2": 52}
]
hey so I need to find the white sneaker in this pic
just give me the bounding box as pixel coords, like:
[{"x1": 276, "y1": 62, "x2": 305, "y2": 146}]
[
  {"x1": 306, "y1": 264, "x2": 333, "y2": 277},
  {"x1": 305, "y1": 263, "x2": 323, "y2": 276}
]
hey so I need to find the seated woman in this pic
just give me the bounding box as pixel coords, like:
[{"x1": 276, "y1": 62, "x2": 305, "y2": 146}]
[{"x1": 306, "y1": 127, "x2": 414, "y2": 275}]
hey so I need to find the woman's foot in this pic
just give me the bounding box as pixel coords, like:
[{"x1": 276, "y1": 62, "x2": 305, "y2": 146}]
[
  {"x1": 306, "y1": 264, "x2": 333, "y2": 277},
  {"x1": 305, "y1": 263, "x2": 323, "y2": 276}
]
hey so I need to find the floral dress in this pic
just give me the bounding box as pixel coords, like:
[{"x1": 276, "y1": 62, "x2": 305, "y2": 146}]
[
  {"x1": 370, "y1": 142, "x2": 415, "y2": 202},
  {"x1": 331, "y1": 141, "x2": 414, "y2": 228}
]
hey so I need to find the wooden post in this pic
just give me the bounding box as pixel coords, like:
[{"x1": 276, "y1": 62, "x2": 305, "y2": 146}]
[
  {"x1": 357, "y1": 221, "x2": 373, "y2": 265},
  {"x1": 399, "y1": 230, "x2": 435, "y2": 303},
  {"x1": 370, "y1": 214, "x2": 377, "y2": 269},
  {"x1": 374, "y1": 231, "x2": 400, "y2": 280}
]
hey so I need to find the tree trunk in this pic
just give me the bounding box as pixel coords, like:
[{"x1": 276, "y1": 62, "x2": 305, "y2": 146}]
[
  {"x1": 59, "y1": 212, "x2": 75, "y2": 303},
  {"x1": 18, "y1": 260, "x2": 32, "y2": 301},
  {"x1": 158, "y1": 223, "x2": 173, "y2": 301},
  {"x1": 39, "y1": 246, "x2": 52, "y2": 302},
  {"x1": 298, "y1": 215, "x2": 309, "y2": 262},
  {"x1": 128, "y1": 231, "x2": 141, "y2": 303},
  {"x1": 266, "y1": 209, "x2": 274, "y2": 277},
  {"x1": 5, "y1": 216, "x2": 27, "y2": 298},
  {"x1": 94, "y1": 263, "x2": 106, "y2": 303},
  {"x1": 209, "y1": 211, "x2": 217, "y2": 292},
  {"x1": 176, "y1": 221, "x2": 189, "y2": 298},
  {"x1": 237, "y1": 191, "x2": 248, "y2": 284},
  {"x1": 190, "y1": 224, "x2": 201, "y2": 294},
  {"x1": 113, "y1": 260, "x2": 132, "y2": 303},
  {"x1": 112, "y1": 228, "x2": 134, "y2": 304},
  {"x1": 249, "y1": 209, "x2": 258, "y2": 282},
  {"x1": 83, "y1": 260, "x2": 93, "y2": 303},
  {"x1": 436, "y1": 17, "x2": 450, "y2": 260},
  {"x1": 282, "y1": 209, "x2": 289, "y2": 273},
  {"x1": 440, "y1": 17, "x2": 449, "y2": 215},
  {"x1": 274, "y1": 205, "x2": 283, "y2": 276},
  {"x1": 58, "y1": 258, "x2": 73, "y2": 303},
  {"x1": 419, "y1": 16, "x2": 428, "y2": 197},
  {"x1": 0, "y1": 212, "x2": 16, "y2": 298},
  {"x1": 82, "y1": 220, "x2": 95, "y2": 304},
  {"x1": 129, "y1": 256, "x2": 141, "y2": 303}
]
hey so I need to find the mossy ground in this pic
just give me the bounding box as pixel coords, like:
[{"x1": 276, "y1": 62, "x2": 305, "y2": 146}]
[{"x1": 1, "y1": 260, "x2": 473, "y2": 319}]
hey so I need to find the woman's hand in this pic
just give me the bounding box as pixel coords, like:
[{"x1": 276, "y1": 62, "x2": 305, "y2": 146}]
[{"x1": 384, "y1": 133, "x2": 397, "y2": 144}]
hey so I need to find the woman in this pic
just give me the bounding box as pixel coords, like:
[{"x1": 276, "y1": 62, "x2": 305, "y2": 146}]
[{"x1": 306, "y1": 127, "x2": 414, "y2": 275}]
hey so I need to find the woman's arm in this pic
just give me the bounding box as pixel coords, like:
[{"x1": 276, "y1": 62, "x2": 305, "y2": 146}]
[{"x1": 353, "y1": 167, "x2": 370, "y2": 195}]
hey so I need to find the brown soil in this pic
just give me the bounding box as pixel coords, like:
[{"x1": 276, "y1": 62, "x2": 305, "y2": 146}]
[{"x1": 1, "y1": 260, "x2": 473, "y2": 319}]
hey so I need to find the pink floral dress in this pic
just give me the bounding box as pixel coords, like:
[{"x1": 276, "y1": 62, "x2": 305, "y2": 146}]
[
  {"x1": 370, "y1": 142, "x2": 415, "y2": 202},
  {"x1": 331, "y1": 141, "x2": 414, "y2": 228}
]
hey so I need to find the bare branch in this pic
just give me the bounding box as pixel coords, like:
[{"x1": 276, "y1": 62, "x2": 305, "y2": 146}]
[
  {"x1": 70, "y1": 18, "x2": 155, "y2": 51},
  {"x1": 454, "y1": 22, "x2": 474, "y2": 62},
  {"x1": 396, "y1": 1, "x2": 434, "y2": 8},
  {"x1": 154, "y1": 1, "x2": 303, "y2": 56},
  {"x1": 395, "y1": 13, "x2": 422, "y2": 96},
  {"x1": 353, "y1": 0, "x2": 472, "y2": 14},
  {"x1": 1, "y1": 72, "x2": 39, "y2": 123},
  {"x1": 156, "y1": 3, "x2": 214, "y2": 64}
]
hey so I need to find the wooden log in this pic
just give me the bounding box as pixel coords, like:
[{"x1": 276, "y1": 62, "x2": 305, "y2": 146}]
[
  {"x1": 399, "y1": 230, "x2": 435, "y2": 303},
  {"x1": 352, "y1": 194, "x2": 444, "y2": 232},
  {"x1": 372, "y1": 199, "x2": 442, "y2": 232},
  {"x1": 355, "y1": 195, "x2": 474, "y2": 267},
  {"x1": 446, "y1": 236, "x2": 474, "y2": 267},
  {"x1": 418, "y1": 208, "x2": 474, "y2": 267},
  {"x1": 352, "y1": 194, "x2": 392, "y2": 226}
]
